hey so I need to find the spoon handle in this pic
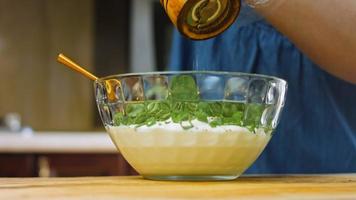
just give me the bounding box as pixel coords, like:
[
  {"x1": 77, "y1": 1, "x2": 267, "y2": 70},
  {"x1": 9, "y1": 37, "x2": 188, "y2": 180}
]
[{"x1": 57, "y1": 53, "x2": 98, "y2": 81}]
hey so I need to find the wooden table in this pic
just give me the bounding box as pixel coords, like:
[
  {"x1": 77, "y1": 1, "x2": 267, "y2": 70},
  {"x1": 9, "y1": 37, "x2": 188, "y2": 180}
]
[{"x1": 1, "y1": 174, "x2": 355, "y2": 199}]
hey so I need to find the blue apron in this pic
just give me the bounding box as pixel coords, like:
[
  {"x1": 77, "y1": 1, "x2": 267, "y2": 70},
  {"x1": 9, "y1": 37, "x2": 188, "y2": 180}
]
[{"x1": 169, "y1": 6, "x2": 356, "y2": 173}]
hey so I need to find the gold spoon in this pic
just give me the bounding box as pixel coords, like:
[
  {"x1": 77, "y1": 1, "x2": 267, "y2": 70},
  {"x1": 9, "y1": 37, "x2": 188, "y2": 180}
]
[{"x1": 57, "y1": 53, "x2": 120, "y2": 101}]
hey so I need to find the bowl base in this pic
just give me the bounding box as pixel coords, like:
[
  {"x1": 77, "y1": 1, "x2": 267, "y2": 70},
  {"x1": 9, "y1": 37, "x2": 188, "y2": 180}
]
[{"x1": 143, "y1": 175, "x2": 240, "y2": 181}]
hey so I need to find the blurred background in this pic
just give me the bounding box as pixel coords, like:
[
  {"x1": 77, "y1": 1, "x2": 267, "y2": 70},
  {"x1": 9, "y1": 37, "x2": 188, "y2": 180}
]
[{"x1": 0, "y1": 0, "x2": 173, "y2": 177}]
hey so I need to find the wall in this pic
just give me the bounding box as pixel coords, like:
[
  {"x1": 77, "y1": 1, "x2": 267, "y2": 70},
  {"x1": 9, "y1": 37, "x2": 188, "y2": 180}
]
[{"x1": 0, "y1": 0, "x2": 94, "y2": 131}]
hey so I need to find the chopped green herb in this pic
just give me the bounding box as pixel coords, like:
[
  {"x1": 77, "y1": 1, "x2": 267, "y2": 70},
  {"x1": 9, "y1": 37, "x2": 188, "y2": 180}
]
[
  {"x1": 112, "y1": 75, "x2": 269, "y2": 133},
  {"x1": 195, "y1": 110, "x2": 208, "y2": 122}
]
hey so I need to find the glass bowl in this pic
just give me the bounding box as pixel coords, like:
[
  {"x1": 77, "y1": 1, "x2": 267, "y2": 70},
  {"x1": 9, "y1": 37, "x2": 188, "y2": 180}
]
[{"x1": 94, "y1": 71, "x2": 287, "y2": 181}]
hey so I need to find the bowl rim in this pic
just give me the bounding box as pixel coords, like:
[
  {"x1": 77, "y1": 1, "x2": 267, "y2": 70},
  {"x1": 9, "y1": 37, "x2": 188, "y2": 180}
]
[{"x1": 95, "y1": 70, "x2": 287, "y2": 85}]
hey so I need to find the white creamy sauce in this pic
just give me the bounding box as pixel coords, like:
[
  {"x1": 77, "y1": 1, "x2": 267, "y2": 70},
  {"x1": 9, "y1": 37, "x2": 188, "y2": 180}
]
[{"x1": 108, "y1": 119, "x2": 271, "y2": 176}]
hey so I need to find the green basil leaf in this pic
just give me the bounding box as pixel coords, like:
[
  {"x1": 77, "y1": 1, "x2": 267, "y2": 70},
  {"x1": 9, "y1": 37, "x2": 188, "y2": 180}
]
[{"x1": 169, "y1": 75, "x2": 199, "y2": 101}]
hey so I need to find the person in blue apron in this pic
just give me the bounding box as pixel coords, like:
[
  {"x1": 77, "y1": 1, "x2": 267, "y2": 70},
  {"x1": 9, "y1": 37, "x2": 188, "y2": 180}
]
[{"x1": 169, "y1": 1, "x2": 356, "y2": 173}]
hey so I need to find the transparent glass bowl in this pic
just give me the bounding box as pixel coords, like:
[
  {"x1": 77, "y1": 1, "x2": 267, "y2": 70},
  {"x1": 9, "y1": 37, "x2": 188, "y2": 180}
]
[{"x1": 94, "y1": 71, "x2": 287, "y2": 181}]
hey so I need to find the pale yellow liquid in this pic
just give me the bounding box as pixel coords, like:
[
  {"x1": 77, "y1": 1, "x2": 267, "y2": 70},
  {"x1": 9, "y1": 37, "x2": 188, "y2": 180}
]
[{"x1": 108, "y1": 124, "x2": 271, "y2": 177}]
